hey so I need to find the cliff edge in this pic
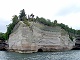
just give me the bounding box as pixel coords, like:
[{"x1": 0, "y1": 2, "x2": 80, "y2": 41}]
[{"x1": 8, "y1": 21, "x2": 75, "y2": 53}]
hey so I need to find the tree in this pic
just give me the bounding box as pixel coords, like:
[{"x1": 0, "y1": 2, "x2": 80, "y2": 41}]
[
  {"x1": 47, "y1": 19, "x2": 52, "y2": 26},
  {"x1": 23, "y1": 16, "x2": 30, "y2": 26},
  {"x1": 19, "y1": 9, "x2": 26, "y2": 21},
  {"x1": 0, "y1": 32, "x2": 5, "y2": 40},
  {"x1": 76, "y1": 30, "x2": 80, "y2": 35},
  {"x1": 12, "y1": 15, "x2": 19, "y2": 25},
  {"x1": 30, "y1": 13, "x2": 34, "y2": 18},
  {"x1": 30, "y1": 13, "x2": 34, "y2": 22},
  {"x1": 54, "y1": 20, "x2": 57, "y2": 26},
  {"x1": 6, "y1": 15, "x2": 19, "y2": 40}
]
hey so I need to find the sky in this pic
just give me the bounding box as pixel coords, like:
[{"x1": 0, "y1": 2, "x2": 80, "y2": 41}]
[{"x1": 0, "y1": 0, "x2": 80, "y2": 33}]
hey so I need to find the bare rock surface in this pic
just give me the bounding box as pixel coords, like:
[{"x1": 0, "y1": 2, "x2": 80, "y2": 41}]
[{"x1": 8, "y1": 21, "x2": 75, "y2": 53}]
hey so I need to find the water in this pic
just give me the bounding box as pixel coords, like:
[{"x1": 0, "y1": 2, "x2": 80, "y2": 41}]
[{"x1": 0, "y1": 50, "x2": 80, "y2": 60}]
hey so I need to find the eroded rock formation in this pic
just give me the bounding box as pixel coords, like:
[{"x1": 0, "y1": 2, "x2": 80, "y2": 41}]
[
  {"x1": 8, "y1": 21, "x2": 75, "y2": 53},
  {"x1": 0, "y1": 40, "x2": 8, "y2": 51}
]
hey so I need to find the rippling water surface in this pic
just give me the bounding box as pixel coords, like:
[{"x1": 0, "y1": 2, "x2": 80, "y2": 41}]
[{"x1": 0, "y1": 50, "x2": 80, "y2": 60}]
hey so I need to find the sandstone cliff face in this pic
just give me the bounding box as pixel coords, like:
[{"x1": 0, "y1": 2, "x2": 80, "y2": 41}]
[{"x1": 8, "y1": 21, "x2": 75, "y2": 53}]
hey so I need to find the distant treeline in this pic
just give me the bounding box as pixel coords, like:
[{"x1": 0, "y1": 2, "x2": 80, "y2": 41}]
[{"x1": 0, "y1": 9, "x2": 80, "y2": 41}]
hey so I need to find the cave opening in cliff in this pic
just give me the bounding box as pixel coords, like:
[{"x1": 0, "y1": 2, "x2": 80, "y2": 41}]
[
  {"x1": 38, "y1": 49, "x2": 43, "y2": 52},
  {"x1": 72, "y1": 48, "x2": 80, "y2": 50},
  {"x1": 0, "y1": 48, "x2": 7, "y2": 51}
]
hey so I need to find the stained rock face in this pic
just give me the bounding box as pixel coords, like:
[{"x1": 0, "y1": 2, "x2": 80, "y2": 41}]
[{"x1": 8, "y1": 21, "x2": 75, "y2": 53}]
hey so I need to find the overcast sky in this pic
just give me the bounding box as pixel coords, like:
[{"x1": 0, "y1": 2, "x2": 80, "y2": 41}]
[{"x1": 0, "y1": 0, "x2": 80, "y2": 33}]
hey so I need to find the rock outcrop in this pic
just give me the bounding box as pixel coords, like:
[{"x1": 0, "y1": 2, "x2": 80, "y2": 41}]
[
  {"x1": 8, "y1": 21, "x2": 75, "y2": 53},
  {"x1": 72, "y1": 35, "x2": 80, "y2": 50},
  {"x1": 0, "y1": 40, "x2": 8, "y2": 51}
]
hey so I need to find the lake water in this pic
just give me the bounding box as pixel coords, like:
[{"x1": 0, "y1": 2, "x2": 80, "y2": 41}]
[{"x1": 0, "y1": 50, "x2": 80, "y2": 60}]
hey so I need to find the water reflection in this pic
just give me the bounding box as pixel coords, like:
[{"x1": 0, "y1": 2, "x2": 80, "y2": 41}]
[{"x1": 0, "y1": 50, "x2": 80, "y2": 60}]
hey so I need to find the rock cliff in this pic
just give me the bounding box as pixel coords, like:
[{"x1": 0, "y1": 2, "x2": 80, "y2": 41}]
[{"x1": 8, "y1": 21, "x2": 75, "y2": 53}]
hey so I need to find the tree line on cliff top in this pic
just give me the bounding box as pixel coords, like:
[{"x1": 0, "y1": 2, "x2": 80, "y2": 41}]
[{"x1": 0, "y1": 9, "x2": 80, "y2": 41}]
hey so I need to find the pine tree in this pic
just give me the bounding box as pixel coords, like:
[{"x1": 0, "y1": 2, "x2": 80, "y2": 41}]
[{"x1": 19, "y1": 9, "x2": 26, "y2": 21}]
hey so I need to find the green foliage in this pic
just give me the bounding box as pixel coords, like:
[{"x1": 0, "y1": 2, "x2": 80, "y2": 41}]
[
  {"x1": 57, "y1": 23, "x2": 76, "y2": 40},
  {"x1": 54, "y1": 20, "x2": 57, "y2": 26},
  {"x1": 12, "y1": 15, "x2": 19, "y2": 25},
  {"x1": 69, "y1": 36, "x2": 73, "y2": 41},
  {"x1": 35, "y1": 17, "x2": 59, "y2": 27},
  {"x1": 30, "y1": 13, "x2": 34, "y2": 18},
  {"x1": 6, "y1": 15, "x2": 19, "y2": 40},
  {"x1": 35, "y1": 17, "x2": 52, "y2": 26},
  {"x1": 0, "y1": 32, "x2": 5, "y2": 40},
  {"x1": 23, "y1": 17, "x2": 30, "y2": 26},
  {"x1": 6, "y1": 23, "x2": 13, "y2": 39},
  {"x1": 6, "y1": 9, "x2": 28, "y2": 40},
  {"x1": 35, "y1": 16, "x2": 75, "y2": 34},
  {"x1": 34, "y1": 16, "x2": 77, "y2": 41},
  {"x1": 58, "y1": 23, "x2": 76, "y2": 34},
  {"x1": 76, "y1": 30, "x2": 80, "y2": 35},
  {"x1": 4, "y1": 9, "x2": 79, "y2": 41},
  {"x1": 19, "y1": 9, "x2": 26, "y2": 21}
]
